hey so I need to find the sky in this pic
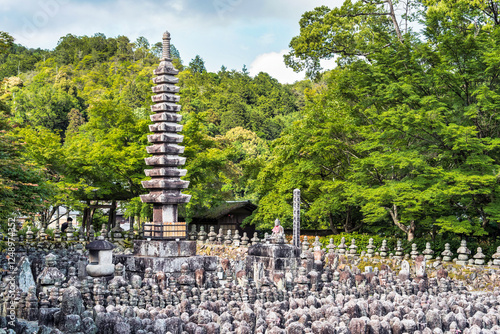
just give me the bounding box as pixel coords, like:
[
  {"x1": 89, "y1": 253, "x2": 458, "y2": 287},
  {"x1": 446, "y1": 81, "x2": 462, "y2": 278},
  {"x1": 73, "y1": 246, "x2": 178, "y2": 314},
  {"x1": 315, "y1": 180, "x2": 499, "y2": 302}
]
[{"x1": 1, "y1": 0, "x2": 343, "y2": 84}]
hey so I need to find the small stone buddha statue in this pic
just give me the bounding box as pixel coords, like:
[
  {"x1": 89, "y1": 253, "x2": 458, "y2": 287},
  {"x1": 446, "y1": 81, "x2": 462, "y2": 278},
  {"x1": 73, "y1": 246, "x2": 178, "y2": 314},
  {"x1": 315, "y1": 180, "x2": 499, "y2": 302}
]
[{"x1": 271, "y1": 218, "x2": 285, "y2": 244}]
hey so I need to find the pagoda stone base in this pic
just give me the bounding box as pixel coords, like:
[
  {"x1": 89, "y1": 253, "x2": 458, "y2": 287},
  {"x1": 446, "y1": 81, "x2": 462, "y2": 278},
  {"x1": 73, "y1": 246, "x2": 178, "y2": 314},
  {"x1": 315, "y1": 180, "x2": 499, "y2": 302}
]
[
  {"x1": 114, "y1": 240, "x2": 217, "y2": 278},
  {"x1": 246, "y1": 243, "x2": 301, "y2": 281},
  {"x1": 134, "y1": 240, "x2": 196, "y2": 257}
]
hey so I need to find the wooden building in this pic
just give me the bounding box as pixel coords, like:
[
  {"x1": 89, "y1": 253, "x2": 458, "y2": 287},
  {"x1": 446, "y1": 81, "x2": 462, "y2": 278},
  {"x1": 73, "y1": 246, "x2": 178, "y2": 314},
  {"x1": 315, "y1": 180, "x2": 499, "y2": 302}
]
[{"x1": 190, "y1": 200, "x2": 257, "y2": 236}]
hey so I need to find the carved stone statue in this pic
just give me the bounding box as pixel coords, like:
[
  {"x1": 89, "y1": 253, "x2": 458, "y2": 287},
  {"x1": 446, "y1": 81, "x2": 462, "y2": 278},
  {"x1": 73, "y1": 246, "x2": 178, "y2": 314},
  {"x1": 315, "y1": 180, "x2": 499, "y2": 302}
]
[
  {"x1": 271, "y1": 218, "x2": 285, "y2": 244},
  {"x1": 272, "y1": 218, "x2": 284, "y2": 237}
]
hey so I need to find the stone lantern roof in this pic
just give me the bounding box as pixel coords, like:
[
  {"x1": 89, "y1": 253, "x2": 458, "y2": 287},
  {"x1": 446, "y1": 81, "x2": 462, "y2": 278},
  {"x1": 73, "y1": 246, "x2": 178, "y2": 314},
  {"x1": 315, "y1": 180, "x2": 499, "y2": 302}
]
[{"x1": 85, "y1": 236, "x2": 115, "y2": 251}]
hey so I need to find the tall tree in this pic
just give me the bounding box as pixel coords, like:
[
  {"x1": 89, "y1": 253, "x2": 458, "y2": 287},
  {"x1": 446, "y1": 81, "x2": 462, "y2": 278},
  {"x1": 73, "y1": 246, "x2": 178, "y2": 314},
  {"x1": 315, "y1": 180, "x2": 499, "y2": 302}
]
[
  {"x1": 253, "y1": 73, "x2": 362, "y2": 232},
  {"x1": 0, "y1": 99, "x2": 53, "y2": 220},
  {"x1": 189, "y1": 55, "x2": 206, "y2": 74},
  {"x1": 284, "y1": 0, "x2": 500, "y2": 240},
  {"x1": 0, "y1": 31, "x2": 14, "y2": 54},
  {"x1": 62, "y1": 100, "x2": 150, "y2": 201}
]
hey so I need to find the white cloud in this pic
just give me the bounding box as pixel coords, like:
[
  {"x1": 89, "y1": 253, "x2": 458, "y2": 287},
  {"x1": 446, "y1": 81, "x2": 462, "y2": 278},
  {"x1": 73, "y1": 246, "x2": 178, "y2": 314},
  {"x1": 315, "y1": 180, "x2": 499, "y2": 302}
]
[
  {"x1": 320, "y1": 57, "x2": 338, "y2": 71},
  {"x1": 170, "y1": 0, "x2": 183, "y2": 12},
  {"x1": 3, "y1": 0, "x2": 342, "y2": 81},
  {"x1": 249, "y1": 50, "x2": 337, "y2": 84},
  {"x1": 258, "y1": 33, "x2": 275, "y2": 46},
  {"x1": 249, "y1": 50, "x2": 305, "y2": 84}
]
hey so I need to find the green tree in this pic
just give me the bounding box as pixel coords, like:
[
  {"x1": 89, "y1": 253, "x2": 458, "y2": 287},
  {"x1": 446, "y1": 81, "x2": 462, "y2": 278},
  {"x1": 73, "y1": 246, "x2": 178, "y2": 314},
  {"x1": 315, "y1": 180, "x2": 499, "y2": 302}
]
[
  {"x1": 170, "y1": 44, "x2": 181, "y2": 61},
  {"x1": 0, "y1": 31, "x2": 14, "y2": 54},
  {"x1": 285, "y1": 0, "x2": 500, "y2": 240},
  {"x1": 134, "y1": 36, "x2": 151, "y2": 60},
  {"x1": 115, "y1": 35, "x2": 134, "y2": 61},
  {"x1": 66, "y1": 108, "x2": 86, "y2": 135},
  {"x1": 0, "y1": 110, "x2": 53, "y2": 220},
  {"x1": 13, "y1": 83, "x2": 82, "y2": 132},
  {"x1": 62, "y1": 100, "x2": 150, "y2": 202},
  {"x1": 180, "y1": 111, "x2": 237, "y2": 220},
  {"x1": 15, "y1": 125, "x2": 85, "y2": 226},
  {"x1": 242, "y1": 64, "x2": 249, "y2": 75},
  {"x1": 285, "y1": 0, "x2": 404, "y2": 79},
  {"x1": 253, "y1": 74, "x2": 362, "y2": 232},
  {"x1": 189, "y1": 55, "x2": 206, "y2": 74}
]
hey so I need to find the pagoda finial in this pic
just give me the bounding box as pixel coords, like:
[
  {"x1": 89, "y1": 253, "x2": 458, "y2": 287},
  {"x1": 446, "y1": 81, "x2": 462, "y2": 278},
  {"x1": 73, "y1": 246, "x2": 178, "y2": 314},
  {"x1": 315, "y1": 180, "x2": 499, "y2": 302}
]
[{"x1": 162, "y1": 31, "x2": 171, "y2": 60}]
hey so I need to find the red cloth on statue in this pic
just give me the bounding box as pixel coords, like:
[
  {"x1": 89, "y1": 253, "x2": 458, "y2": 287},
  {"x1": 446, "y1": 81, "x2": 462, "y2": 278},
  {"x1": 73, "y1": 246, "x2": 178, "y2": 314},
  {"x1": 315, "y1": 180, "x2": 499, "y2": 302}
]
[{"x1": 272, "y1": 226, "x2": 281, "y2": 234}]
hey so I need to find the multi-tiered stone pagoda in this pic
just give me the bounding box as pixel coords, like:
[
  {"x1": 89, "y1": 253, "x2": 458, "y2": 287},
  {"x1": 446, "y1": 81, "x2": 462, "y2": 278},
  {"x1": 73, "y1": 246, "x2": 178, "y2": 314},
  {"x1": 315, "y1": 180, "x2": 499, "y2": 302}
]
[{"x1": 140, "y1": 31, "x2": 190, "y2": 238}]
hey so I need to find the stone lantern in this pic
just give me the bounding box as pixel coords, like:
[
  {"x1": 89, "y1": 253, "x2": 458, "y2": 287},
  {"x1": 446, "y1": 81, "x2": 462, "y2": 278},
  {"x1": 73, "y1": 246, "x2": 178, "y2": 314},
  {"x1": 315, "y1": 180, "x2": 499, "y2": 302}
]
[{"x1": 85, "y1": 234, "x2": 115, "y2": 277}]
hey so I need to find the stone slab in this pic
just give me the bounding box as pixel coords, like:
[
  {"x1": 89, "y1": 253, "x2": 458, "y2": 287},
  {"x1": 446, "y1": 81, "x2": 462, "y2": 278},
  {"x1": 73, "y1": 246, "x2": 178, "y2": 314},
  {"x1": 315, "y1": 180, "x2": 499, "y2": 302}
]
[
  {"x1": 17, "y1": 256, "x2": 35, "y2": 293},
  {"x1": 246, "y1": 255, "x2": 300, "y2": 281},
  {"x1": 133, "y1": 240, "x2": 196, "y2": 257},
  {"x1": 247, "y1": 243, "x2": 301, "y2": 258},
  {"x1": 246, "y1": 255, "x2": 300, "y2": 271},
  {"x1": 114, "y1": 254, "x2": 218, "y2": 276}
]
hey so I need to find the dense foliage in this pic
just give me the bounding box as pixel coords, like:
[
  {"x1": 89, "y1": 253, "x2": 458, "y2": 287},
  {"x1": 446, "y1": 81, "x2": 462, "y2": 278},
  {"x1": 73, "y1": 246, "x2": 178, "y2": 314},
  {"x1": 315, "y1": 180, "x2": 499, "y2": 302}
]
[
  {"x1": 0, "y1": 31, "x2": 301, "y2": 229},
  {"x1": 1, "y1": 0, "x2": 500, "y2": 246},
  {"x1": 270, "y1": 0, "x2": 500, "y2": 241}
]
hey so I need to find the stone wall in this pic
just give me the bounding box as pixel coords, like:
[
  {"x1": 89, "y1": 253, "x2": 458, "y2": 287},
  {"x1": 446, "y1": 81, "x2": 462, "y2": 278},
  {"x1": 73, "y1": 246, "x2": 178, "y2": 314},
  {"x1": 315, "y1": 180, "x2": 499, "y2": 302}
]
[{"x1": 2, "y1": 228, "x2": 500, "y2": 333}]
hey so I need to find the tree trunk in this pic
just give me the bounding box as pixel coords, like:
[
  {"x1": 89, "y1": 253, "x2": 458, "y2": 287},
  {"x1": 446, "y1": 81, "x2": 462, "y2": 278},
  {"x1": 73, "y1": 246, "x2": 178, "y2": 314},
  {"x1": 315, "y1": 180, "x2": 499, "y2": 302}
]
[
  {"x1": 329, "y1": 213, "x2": 340, "y2": 235},
  {"x1": 344, "y1": 206, "x2": 351, "y2": 233},
  {"x1": 90, "y1": 205, "x2": 97, "y2": 231},
  {"x1": 387, "y1": 204, "x2": 416, "y2": 241},
  {"x1": 108, "y1": 200, "x2": 117, "y2": 230},
  {"x1": 81, "y1": 207, "x2": 88, "y2": 233},
  {"x1": 407, "y1": 221, "x2": 415, "y2": 241},
  {"x1": 386, "y1": 0, "x2": 403, "y2": 42},
  {"x1": 343, "y1": 206, "x2": 363, "y2": 233},
  {"x1": 84, "y1": 201, "x2": 95, "y2": 238},
  {"x1": 345, "y1": 223, "x2": 363, "y2": 233}
]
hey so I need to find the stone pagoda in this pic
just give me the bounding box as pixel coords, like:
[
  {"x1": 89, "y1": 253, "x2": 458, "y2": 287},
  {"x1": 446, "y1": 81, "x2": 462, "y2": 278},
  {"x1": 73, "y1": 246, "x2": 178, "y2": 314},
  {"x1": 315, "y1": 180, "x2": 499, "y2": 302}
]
[
  {"x1": 140, "y1": 31, "x2": 191, "y2": 238},
  {"x1": 115, "y1": 31, "x2": 218, "y2": 278}
]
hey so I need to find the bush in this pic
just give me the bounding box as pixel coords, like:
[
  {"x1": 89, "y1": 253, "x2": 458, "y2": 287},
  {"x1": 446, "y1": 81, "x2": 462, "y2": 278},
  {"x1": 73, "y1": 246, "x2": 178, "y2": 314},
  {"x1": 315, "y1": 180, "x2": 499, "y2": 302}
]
[
  {"x1": 17, "y1": 224, "x2": 39, "y2": 238},
  {"x1": 45, "y1": 228, "x2": 54, "y2": 238}
]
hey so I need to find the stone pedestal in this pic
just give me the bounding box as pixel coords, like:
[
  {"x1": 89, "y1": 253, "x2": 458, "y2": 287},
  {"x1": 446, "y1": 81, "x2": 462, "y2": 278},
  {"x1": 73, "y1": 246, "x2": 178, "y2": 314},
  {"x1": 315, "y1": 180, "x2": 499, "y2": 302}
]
[
  {"x1": 134, "y1": 239, "x2": 196, "y2": 257},
  {"x1": 114, "y1": 240, "x2": 217, "y2": 278},
  {"x1": 246, "y1": 243, "x2": 301, "y2": 282}
]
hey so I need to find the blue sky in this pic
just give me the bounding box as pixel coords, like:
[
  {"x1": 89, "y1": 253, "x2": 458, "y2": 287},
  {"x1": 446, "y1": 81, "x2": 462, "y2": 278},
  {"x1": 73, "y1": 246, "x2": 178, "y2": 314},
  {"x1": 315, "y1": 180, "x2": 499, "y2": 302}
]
[{"x1": 1, "y1": 0, "x2": 342, "y2": 83}]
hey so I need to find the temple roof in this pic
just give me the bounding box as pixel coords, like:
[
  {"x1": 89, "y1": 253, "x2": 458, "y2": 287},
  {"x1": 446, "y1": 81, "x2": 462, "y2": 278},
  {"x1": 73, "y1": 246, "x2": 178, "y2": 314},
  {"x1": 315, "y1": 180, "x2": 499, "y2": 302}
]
[{"x1": 195, "y1": 200, "x2": 257, "y2": 220}]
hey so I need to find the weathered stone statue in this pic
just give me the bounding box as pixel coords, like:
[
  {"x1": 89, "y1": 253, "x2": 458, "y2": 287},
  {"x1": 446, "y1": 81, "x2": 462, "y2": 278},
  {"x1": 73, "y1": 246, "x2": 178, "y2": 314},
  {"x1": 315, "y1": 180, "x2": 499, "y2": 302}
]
[
  {"x1": 37, "y1": 253, "x2": 65, "y2": 294},
  {"x1": 271, "y1": 218, "x2": 285, "y2": 244},
  {"x1": 272, "y1": 218, "x2": 284, "y2": 237}
]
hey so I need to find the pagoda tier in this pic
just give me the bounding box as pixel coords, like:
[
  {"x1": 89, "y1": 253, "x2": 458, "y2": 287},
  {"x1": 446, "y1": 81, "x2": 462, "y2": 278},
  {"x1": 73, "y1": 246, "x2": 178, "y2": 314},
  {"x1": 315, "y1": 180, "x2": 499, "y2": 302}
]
[
  {"x1": 140, "y1": 31, "x2": 191, "y2": 220},
  {"x1": 144, "y1": 155, "x2": 186, "y2": 167},
  {"x1": 146, "y1": 143, "x2": 184, "y2": 154},
  {"x1": 151, "y1": 112, "x2": 182, "y2": 123},
  {"x1": 147, "y1": 133, "x2": 184, "y2": 143},
  {"x1": 149, "y1": 122, "x2": 182, "y2": 132}
]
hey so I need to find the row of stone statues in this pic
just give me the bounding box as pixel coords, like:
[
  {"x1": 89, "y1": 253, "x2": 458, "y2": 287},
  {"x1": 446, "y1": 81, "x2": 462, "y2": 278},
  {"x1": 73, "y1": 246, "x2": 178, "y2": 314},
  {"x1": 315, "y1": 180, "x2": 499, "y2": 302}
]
[
  {"x1": 4, "y1": 222, "x2": 500, "y2": 267},
  {"x1": 186, "y1": 224, "x2": 500, "y2": 266}
]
